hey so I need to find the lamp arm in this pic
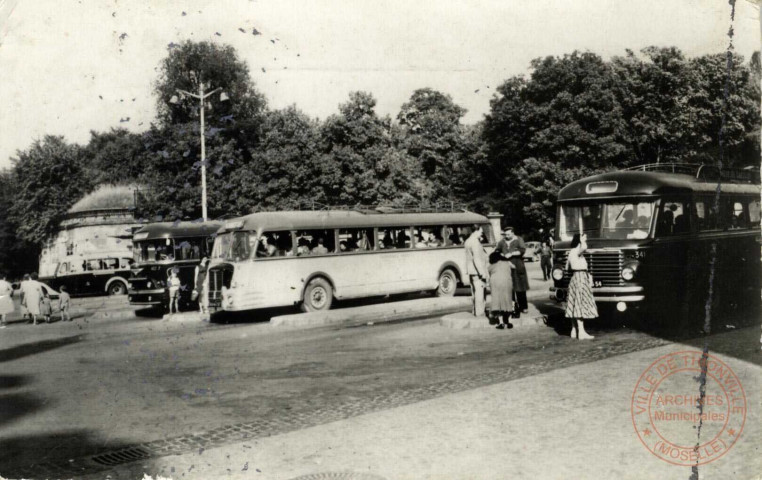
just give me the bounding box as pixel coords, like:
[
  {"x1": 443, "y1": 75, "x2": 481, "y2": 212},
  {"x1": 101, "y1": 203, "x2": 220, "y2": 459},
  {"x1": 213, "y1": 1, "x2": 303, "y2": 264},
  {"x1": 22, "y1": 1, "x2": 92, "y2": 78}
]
[
  {"x1": 202, "y1": 87, "x2": 222, "y2": 100},
  {"x1": 175, "y1": 88, "x2": 199, "y2": 99}
]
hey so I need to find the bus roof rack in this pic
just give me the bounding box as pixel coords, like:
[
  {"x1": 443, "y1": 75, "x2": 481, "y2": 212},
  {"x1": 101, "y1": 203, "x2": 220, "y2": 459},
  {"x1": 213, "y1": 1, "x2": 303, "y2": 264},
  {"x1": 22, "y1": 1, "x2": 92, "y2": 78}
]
[
  {"x1": 624, "y1": 163, "x2": 760, "y2": 184},
  {"x1": 296, "y1": 202, "x2": 471, "y2": 214}
]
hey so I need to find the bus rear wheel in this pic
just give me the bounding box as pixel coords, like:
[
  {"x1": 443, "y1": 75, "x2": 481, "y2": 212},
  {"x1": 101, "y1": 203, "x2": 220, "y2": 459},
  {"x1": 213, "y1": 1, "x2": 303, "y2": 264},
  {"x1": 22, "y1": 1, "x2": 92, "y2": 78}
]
[
  {"x1": 436, "y1": 269, "x2": 458, "y2": 297},
  {"x1": 301, "y1": 277, "x2": 333, "y2": 312},
  {"x1": 108, "y1": 281, "x2": 127, "y2": 296}
]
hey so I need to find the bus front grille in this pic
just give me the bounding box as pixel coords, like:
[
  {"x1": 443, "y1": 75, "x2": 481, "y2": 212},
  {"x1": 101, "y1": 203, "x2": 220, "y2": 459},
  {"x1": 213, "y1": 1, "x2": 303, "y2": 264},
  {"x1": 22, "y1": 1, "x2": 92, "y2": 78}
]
[{"x1": 558, "y1": 250, "x2": 624, "y2": 287}]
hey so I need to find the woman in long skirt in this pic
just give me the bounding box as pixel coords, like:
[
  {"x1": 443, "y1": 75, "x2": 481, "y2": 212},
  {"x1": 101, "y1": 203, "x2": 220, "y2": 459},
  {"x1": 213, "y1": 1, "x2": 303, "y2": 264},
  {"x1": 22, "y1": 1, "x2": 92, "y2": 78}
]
[
  {"x1": 0, "y1": 274, "x2": 14, "y2": 327},
  {"x1": 488, "y1": 250, "x2": 514, "y2": 329},
  {"x1": 565, "y1": 233, "x2": 597, "y2": 340}
]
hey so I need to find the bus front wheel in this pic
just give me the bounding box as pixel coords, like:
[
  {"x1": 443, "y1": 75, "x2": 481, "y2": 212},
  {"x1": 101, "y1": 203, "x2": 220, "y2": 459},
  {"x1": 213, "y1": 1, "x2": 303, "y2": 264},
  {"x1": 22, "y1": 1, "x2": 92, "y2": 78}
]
[
  {"x1": 108, "y1": 281, "x2": 127, "y2": 296},
  {"x1": 301, "y1": 278, "x2": 333, "y2": 312},
  {"x1": 436, "y1": 269, "x2": 458, "y2": 297}
]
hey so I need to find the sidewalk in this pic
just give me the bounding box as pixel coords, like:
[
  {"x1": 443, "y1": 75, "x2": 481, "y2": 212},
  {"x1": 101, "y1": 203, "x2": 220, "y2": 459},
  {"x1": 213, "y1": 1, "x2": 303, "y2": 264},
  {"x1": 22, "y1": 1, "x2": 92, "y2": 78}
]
[{"x1": 83, "y1": 340, "x2": 762, "y2": 480}]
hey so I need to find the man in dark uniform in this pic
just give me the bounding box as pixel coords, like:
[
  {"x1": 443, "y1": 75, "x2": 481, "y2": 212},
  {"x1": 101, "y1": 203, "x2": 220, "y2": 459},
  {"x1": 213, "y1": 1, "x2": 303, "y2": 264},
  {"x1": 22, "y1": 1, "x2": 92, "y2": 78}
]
[{"x1": 497, "y1": 227, "x2": 530, "y2": 315}]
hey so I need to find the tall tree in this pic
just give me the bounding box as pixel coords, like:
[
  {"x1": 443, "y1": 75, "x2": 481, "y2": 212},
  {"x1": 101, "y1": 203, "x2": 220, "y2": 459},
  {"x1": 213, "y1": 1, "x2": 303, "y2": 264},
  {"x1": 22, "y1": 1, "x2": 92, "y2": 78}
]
[
  {"x1": 319, "y1": 92, "x2": 426, "y2": 205},
  {"x1": 154, "y1": 41, "x2": 266, "y2": 128},
  {"x1": 397, "y1": 88, "x2": 470, "y2": 201},
  {"x1": 7, "y1": 136, "x2": 93, "y2": 246},
  {"x1": 231, "y1": 106, "x2": 326, "y2": 212},
  {"x1": 83, "y1": 128, "x2": 146, "y2": 184}
]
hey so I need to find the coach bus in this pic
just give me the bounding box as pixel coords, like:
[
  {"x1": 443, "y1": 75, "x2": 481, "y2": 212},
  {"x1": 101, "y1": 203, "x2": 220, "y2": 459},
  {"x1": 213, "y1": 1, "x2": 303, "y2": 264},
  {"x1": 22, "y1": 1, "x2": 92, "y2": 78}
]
[
  {"x1": 128, "y1": 221, "x2": 222, "y2": 310},
  {"x1": 549, "y1": 163, "x2": 761, "y2": 321},
  {"x1": 207, "y1": 209, "x2": 495, "y2": 312}
]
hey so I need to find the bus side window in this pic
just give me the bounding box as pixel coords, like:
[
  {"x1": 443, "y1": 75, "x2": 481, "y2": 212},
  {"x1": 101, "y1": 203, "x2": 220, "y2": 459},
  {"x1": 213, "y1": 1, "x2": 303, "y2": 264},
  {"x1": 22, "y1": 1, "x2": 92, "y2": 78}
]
[
  {"x1": 696, "y1": 200, "x2": 719, "y2": 231},
  {"x1": 414, "y1": 226, "x2": 442, "y2": 248},
  {"x1": 392, "y1": 227, "x2": 411, "y2": 249},
  {"x1": 445, "y1": 225, "x2": 465, "y2": 246},
  {"x1": 344, "y1": 228, "x2": 373, "y2": 252},
  {"x1": 727, "y1": 199, "x2": 747, "y2": 229},
  {"x1": 378, "y1": 229, "x2": 395, "y2": 250},
  {"x1": 295, "y1": 230, "x2": 335, "y2": 256},
  {"x1": 748, "y1": 199, "x2": 761, "y2": 224}
]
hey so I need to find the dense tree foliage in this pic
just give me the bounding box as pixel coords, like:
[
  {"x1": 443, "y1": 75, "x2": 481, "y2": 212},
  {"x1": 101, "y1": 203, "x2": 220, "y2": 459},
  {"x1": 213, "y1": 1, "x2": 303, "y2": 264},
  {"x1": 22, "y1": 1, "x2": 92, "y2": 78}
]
[
  {"x1": 1, "y1": 43, "x2": 759, "y2": 277},
  {"x1": 6, "y1": 136, "x2": 93, "y2": 245}
]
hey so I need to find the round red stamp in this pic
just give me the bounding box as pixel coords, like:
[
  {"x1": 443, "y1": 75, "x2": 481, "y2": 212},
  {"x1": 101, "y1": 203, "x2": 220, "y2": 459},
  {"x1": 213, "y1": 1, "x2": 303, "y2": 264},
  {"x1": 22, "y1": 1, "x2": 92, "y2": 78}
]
[{"x1": 631, "y1": 350, "x2": 746, "y2": 466}]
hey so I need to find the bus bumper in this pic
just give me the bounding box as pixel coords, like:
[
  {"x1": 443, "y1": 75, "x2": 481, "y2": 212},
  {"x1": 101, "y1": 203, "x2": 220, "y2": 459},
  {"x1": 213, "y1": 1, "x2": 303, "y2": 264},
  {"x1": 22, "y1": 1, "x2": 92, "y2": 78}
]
[
  {"x1": 550, "y1": 286, "x2": 645, "y2": 310},
  {"x1": 128, "y1": 289, "x2": 167, "y2": 306}
]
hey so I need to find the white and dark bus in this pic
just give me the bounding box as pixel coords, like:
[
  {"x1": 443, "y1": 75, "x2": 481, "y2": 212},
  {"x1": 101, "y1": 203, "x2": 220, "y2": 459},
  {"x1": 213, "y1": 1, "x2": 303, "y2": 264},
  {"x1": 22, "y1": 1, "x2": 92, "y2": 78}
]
[
  {"x1": 550, "y1": 163, "x2": 760, "y2": 322},
  {"x1": 207, "y1": 208, "x2": 496, "y2": 312}
]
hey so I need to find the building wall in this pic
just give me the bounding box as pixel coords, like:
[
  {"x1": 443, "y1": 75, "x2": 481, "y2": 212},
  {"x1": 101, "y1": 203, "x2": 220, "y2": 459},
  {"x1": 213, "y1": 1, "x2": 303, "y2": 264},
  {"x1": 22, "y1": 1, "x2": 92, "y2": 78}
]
[{"x1": 38, "y1": 211, "x2": 142, "y2": 277}]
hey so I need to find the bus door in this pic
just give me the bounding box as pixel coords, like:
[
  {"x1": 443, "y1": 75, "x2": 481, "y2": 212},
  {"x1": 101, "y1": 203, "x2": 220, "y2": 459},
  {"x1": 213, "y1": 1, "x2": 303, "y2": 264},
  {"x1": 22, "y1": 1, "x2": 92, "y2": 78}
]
[{"x1": 651, "y1": 198, "x2": 692, "y2": 307}]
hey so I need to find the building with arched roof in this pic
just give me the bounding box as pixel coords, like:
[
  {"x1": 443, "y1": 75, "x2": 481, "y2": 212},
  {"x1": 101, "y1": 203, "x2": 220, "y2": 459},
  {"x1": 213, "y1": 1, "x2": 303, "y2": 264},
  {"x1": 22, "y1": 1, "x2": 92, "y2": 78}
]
[{"x1": 38, "y1": 185, "x2": 144, "y2": 277}]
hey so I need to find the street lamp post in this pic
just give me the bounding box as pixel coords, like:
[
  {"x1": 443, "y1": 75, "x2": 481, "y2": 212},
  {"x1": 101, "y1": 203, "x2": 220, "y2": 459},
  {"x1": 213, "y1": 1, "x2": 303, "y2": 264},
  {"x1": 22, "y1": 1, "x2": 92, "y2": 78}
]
[{"x1": 170, "y1": 81, "x2": 228, "y2": 221}]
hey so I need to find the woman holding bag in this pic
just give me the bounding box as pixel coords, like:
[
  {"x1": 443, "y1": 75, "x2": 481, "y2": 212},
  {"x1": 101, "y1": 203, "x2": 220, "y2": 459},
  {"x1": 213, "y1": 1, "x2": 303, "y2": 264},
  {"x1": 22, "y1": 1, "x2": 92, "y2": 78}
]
[{"x1": 565, "y1": 233, "x2": 597, "y2": 340}]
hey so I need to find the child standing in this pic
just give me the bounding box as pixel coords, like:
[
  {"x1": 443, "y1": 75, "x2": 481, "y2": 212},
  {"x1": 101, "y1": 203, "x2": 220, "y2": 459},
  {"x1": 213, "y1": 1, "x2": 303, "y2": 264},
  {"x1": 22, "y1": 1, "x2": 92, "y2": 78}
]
[
  {"x1": 40, "y1": 290, "x2": 53, "y2": 324},
  {"x1": 59, "y1": 285, "x2": 71, "y2": 322},
  {"x1": 168, "y1": 269, "x2": 181, "y2": 314}
]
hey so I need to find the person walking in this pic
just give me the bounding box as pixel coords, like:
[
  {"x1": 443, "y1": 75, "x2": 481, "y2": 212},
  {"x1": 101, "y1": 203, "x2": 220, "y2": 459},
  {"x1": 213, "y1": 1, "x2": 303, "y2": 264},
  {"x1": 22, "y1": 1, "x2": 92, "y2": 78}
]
[
  {"x1": 464, "y1": 225, "x2": 489, "y2": 317},
  {"x1": 539, "y1": 241, "x2": 553, "y2": 281},
  {"x1": 168, "y1": 269, "x2": 181, "y2": 315},
  {"x1": 487, "y1": 251, "x2": 514, "y2": 329},
  {"x1": 565, "y1": 233, "x2": 597, "y2": 340},
  {"x1": 194, "y1": 257, "x2": 210, "y2": 316},
  {"x1": 59, "y1": 285, "x2": 72, "y2": 322},
  {"x1": 0, "y1": 274, "x2": 14, "y2": 328},
  {"x1": 498, "y1": 227, "x2": 530, "y2": 316},
  {"x1": 21, "y1": 273, "x2": 44, "y2": 325}
]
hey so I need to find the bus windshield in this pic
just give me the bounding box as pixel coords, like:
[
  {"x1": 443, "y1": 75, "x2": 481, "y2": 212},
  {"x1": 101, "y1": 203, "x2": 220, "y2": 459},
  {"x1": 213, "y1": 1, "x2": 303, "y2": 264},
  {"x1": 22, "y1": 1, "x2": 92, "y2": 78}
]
[
  {"x1": 212, "y1": 231, "x2": 256, "y2": 262},
  {"x1": 559, "y1": 201, "x2": 656, "y2": 240}
]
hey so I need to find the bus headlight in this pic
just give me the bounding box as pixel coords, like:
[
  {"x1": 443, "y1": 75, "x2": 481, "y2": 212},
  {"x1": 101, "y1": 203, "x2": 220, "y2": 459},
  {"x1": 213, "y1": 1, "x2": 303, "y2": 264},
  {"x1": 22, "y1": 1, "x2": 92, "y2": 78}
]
[
  {"x1": 552, "y1": 268, "x2": 564, "y2": 281},
  {"x1": 622, "y1": 266, "x2": 635, "y2": 281}
]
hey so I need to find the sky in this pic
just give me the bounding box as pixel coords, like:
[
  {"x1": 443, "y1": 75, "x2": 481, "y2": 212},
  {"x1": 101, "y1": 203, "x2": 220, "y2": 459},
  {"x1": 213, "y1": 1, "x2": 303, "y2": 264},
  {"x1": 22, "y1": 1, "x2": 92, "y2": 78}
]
[{"x1": 0, "y1": 0, "x2": 759, "y2": 169}]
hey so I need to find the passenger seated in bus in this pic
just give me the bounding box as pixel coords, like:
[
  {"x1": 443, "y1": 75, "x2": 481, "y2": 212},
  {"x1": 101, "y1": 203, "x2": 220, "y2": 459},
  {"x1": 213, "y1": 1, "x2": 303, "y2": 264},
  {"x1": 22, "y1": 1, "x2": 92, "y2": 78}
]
[
  {"x1": 339, "y1": 240, "x2": 348, "y2": 252},
  {"x1": 673, "y1": 214, "x2": 689, "y2": 234},
  {"x1": 296, "y1": 237, "x2": 311, "y2": 256},
  {"x1": 729, "y1": 215, "x2": 741, "y2": 230},
  {"x1": 625, "y1": 215, "x2": 650, "y2": 239},
  {"x1": 381, "y1": 231, "x2": 394, "y2": 249},
  {"x1": 396, "y1": 233, "x2": 410, "y2": 248},
  {"x1": 416, "y1": 231, "x2": 430, "y2": 248},
  {"x1": 617, "y1": 210, "x2": 635, "y2": 228},
  {"x1": 257, "y1": 235, "x2": 278, "y2": 257},
  {"x1": 428, "y1": 232, "x2": 442, "y2": 247},
  {"x1": 312, "y1": 237, "x2": 329, "y2": 255}
]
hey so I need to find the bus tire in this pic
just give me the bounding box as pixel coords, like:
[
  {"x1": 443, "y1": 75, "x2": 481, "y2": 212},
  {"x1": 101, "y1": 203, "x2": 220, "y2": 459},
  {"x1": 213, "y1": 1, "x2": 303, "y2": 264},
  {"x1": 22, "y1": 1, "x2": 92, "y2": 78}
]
[
  {"x1": 108, "y1": 280, "x2": 127, "y2": 296},
  {"x1": 436, "y1": 269, "x2": 458, "y2": 297},
  {"x1": 301, "y1": 277, "x2": 333, "y2": 312}
]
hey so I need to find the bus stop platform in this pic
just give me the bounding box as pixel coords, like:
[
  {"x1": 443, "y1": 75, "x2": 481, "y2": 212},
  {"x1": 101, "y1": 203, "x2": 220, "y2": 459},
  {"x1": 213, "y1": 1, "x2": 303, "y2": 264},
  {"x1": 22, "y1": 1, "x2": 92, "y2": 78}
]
[
  {"x1": 440, "y1": 303, "x2": 547, "y2": 329},
  {"x1": 270, "y1": 296, "x2": 549, "y2": 329}
]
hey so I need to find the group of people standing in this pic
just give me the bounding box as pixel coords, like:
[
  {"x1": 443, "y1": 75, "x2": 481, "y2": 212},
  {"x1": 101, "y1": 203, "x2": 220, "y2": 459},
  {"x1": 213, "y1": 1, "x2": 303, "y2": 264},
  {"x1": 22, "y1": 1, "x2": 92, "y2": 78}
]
[
  {"x1": 0, "y1": 273, "x2": 71, "y2": 327},
  {"x1": 465, "y1": 225, "x2": 597, "y2": 339},
  {"x1": 166, "y1": 257, "x2": 210, "y2": 316},
  {"x1": 465, "y1": 225, "x2": 531, "y2": 330}
]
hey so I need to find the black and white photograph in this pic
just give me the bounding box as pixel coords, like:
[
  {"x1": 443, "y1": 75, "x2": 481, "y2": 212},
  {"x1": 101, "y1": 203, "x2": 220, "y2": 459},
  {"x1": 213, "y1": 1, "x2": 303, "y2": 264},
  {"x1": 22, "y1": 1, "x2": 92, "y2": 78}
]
[{"x1": 0, "y1": 1, "x2": 760, "y2": 479}]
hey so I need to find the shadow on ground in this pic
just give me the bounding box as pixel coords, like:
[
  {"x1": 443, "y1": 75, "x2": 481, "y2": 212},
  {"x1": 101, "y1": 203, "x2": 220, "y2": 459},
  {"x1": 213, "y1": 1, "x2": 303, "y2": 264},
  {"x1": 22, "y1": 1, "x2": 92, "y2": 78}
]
[
  {"x1": 0, "y1": 430, "x2": 135, "y2": 479},
  {"x1": 0, "y1": 335, "x2": 82, "y2": 363}
]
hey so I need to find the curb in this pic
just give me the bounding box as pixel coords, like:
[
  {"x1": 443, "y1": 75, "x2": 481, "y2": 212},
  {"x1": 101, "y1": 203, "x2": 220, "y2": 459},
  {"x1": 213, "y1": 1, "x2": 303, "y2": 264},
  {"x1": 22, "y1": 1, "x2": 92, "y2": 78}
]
[
  {"x1": 88, "y1": 308, "x2": 141, "y2": 321},
  {"x1": 162, "y1": 312, "x2": 211, "y2": 322},
  {"x1": 439, "y1": 311, "x2": 547, "y2": 329},
  {"x1": 271, "y1": 297, "x2": 472, "y2": 328}
]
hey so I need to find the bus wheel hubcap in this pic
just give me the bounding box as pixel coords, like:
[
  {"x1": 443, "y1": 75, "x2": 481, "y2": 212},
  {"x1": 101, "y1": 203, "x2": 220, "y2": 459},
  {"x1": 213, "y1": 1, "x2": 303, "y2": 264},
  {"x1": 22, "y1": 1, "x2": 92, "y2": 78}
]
[
  {"x1": 440, "y1": 275, "x2": 453, "y2": 292},
  {"x1": 311, "y1": 287, "x2": 326, "y2": 307}
]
